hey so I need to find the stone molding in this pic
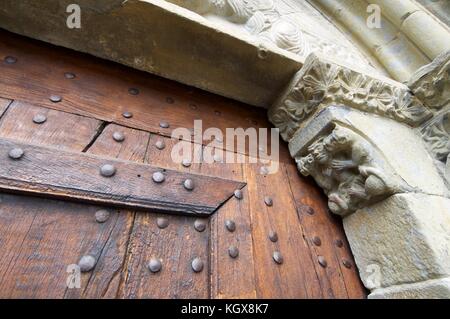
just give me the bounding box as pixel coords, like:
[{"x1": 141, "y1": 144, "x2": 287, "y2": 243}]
[{"x1": 269, "y1": 53, "x2": 432, "y2": 141}]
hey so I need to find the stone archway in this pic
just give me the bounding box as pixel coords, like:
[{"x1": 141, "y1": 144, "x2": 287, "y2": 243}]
[{"x1": 0, "y1": 0, "x2": 449, "y2": 298}]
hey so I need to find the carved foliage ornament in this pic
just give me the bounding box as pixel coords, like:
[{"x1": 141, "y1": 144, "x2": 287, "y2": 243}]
[
  {"x1": 269, "y1": 57, "x2": 432, "y2": 141},
  {"x1": 296, "y1": 125, "x2": 412, "y2": 216}
]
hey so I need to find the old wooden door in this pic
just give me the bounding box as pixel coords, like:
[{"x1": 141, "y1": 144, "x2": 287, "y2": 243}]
[{"x1": 0, "y1": 30, "x2": 366, "y2": 298}]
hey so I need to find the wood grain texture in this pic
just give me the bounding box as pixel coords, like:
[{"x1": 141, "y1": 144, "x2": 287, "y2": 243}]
[
  {"x1": 0, "y1": 138, "x2": 243, "y2": 215},
  {"x1": 0, "y1": 97, "x2": 11, "y2": 117}
]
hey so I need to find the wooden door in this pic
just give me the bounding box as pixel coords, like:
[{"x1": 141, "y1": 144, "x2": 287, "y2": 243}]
[{"x1": 0, "y1": 29, "x2": 366, "y2": 299}]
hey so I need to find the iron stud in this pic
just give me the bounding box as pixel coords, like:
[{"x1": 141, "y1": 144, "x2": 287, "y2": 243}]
[
  {"x1": 159, "y1": 121, "x2": 170, "y2": 129},
  {"x1": 152, "y1": 171, "x2": 165, "y2": 183},
  {"x1": 33, "y1": 113, "x2": 47, "y2": 124},
  {"x1": 269, "y1": 231, "x2": 278, "y2": 243},
  {"x1": 49, "y1": 95, "x2": 62, "y2": 103},
  {"x1": 228, "y1": 246, "x2": 239, "y2": 258},
  {"x1": 183, "y1": 179, "x2": 194, "y2": 191},
  {"x1": 95, "y1": 209, "x2": 110, "y2": 223},
  {"x1": 312, "y1": 236, "x2": 322, "y2": 246},
  {"x1": 272, "y1": 251, "x2": 283, "y2": 264},
  {"x1": 112, "y1": 131, "x2": 125, "y2": 142},
  {"x1": 342, "y1": 259, "x2": 352, "y2": 269},
  {"x1": 156, "y1": 217, "x2": 169, "y2": 229},
  {"x1": 225, "y1": 220, "x2": 236, "y2": 232},
  {"x1": 191, "y1": 257, "x2": 204, "y2": 273},
  {"x1": 155, "y1": 140, "x2": 165, "y2": 150},
  {"x1": 8, "y1": 148, "x2": 24, "y2": 160},
  {"x1": 4, "y1": 56, "x2": 17, "y2": 64},
  {"x1": 234, "y1": 189, "x2": 243, "y2": 200},
  {"x1": 122, "y1": 111, "x2": 133, "y2": 118},
  {"x1": 318, "y1": 256, "x2": 327, "y2": 268},
  {"x1": 64, "y1": 72, "x2": 76, "y2": 79},
  {"x1": 100, "y1": 164, "x2": 116, "y2": 177},
  {"x1": 78, "y1": 255, "x2": 96, "y2": 272},
  {"x1": 182, "y1": 158, "x2": 191, "y2": 167},
  {"x1": 148, "y1": 259, "x2": 162, "y2": 273},
  {"x1": 335, "y1": 239, "x2": 344, "y2": 248},
  {"x1": 128, "y1": 87, "x2": 139, "y2": 95},
  {"x1": 264, "y1": 196, "x2": 273, "y2": 207},
  {"x1": 194, "y1": 219, "x2": 207, "y2": 232},
  {"x1": 305, "y1": 206, "x2": 315, "y2": 215}
]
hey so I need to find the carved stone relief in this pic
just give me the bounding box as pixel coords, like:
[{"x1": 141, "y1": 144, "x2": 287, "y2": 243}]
[
  {"x1": 166, "y1": 0, "x2": 371, "y2": 66},
  {"x1": 295, "y1": 125, "x2": 411, "y2": 216},
  {"x1": 269, "y1": 54, "x2": 432, "y2": 141}
]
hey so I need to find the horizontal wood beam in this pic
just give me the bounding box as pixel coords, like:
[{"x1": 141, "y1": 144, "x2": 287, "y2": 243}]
[{"x1": 0, "y1": 138, "x2": 244, "y2": 215}]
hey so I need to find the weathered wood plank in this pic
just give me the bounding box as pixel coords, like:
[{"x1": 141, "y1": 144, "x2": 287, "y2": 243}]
[
  {"x1": 0, "y1": 138, "x2": 244, "y2": 215},
  {"x1": 0, "y1": 100, "x2": 101, "y2": 151}
]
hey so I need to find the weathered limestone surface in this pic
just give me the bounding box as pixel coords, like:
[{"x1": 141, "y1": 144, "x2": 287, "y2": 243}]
[
  {"x1": 345, "y1": 193, "x2": 450, "y2": 290},
  {"x1": 369, "y1": 277, "x2": 450, "y2": 299}
]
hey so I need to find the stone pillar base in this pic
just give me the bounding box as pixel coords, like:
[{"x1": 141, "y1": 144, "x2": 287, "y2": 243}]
[{"x1": 369, "y1": 278, "x2": 450, "y2": 299}]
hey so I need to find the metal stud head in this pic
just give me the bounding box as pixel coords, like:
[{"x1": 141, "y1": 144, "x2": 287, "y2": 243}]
[
  {"x1": 4, "y1": 56, "x2": 17, "y2": 64},
  {"x1": 159, "y1": 121, "x2": 170, "y2": 129},
  {"x1": 335, "y1": 239, "x2": 344, "y2": 248},
  {"x1": 268, "y1": 231, "x2": 278, "y2": 243},
  {"x1": 304, "y1": 205, "x2": 315, "y2": 215},
  {"x1": 342, "y1": 259, "x2": 352, "y2": 269},
  {"x1": 182, "y1": 158, "x2": 191, "y2": 167},
  {"x1": 156, "y1": 217, "x2": 169, "y2": 229},
  {"x1": 152, "y1": 171, "x2": 165, "y2": 183},
  {"x1": 122, "y1": 111, "x2": 133, "y2": 118},
  {"x1": 191, "y1": 257, "x2": 204, "y2": 273},
  {"x1": 128, "y1": 87, "x2": 139, "y2": 95},
  {"x1": 100, "y1": 164, "x2": 116, "y2": 177},
  {"x1": 312, "y1": 236, "x2": 322, "y2": 246},
  {"x1": 49, "y1": 95, "x2": 62, "y2": 103},
  {"x1": 95, "y1": 209, "x2": 110, "y2": 223},
  {"x1": 78, "y1": 255, "x2": 96, "y2": 272},
  {"x1": 112, "y1": 131, "x2": 125, "y2": 142},
  {"x1": 64, "y1": 72, "x2": 76, "y2": 79},
  {"x1": 148, "y1": 258, "x2": 162, "y2": 273},
  {"x1": 183, "y1": 179, "x2": 194, "y2": 191},
  {"x1": 155, "y1": 140, "x2": 165, "y2": 150},
  {"x1": 234, "y1": 189, "x2": 243, "y2": 200},
  {"x1": 225, "y1": 219, "x2": 236, "y2": 232},
  {"x1": 33, "y1": 113, "x2": 47, "y2": 124},
  {"x1": 318, "y1": 256, "x2": 327, "y2": 268},
  {"x1": 8, "y1": 148, "x2": 24, "y2": 160},
  {"x1": 194, "y1": 219, "x2": 207, "y2": 232},
  {"x1": 272, "y1": 251, "x2": 283, "y2": 264},
  {"x1": 264, "y1": 196, "x2": 273, "y2": 207},
  {"x1": 228, "y1": 246, "x2": 239, "y2": 259}
]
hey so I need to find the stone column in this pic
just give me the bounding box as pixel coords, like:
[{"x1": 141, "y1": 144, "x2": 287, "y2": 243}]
[{"x1": 269, "y1": 52, "x2": 450, "y2": 298}]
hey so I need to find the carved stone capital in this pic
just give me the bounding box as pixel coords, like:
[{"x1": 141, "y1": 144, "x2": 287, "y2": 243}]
[{"x1": 269, "y1": 53, "x2": 432, "y2": 141}]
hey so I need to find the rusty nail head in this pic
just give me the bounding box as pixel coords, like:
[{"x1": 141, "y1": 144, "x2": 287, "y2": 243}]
[
  {"x1": 194, "y1": 219, "x2": 207, "y2": 232},
  {"x1": 183, "y1": 179, "x2": 194, "y2": 191},
  {"x1": 273, "y1": 251, "x2": 283, "y2": 264},
  {"x1": 264, "y1": 196, "x2": 273, "y2": 207},
  {"x1": 8, "y1": 148, "x2": 24, "y2": 160},
  {"x1": 191, "y1": 257, "x2": 204, "y2": 273},
  {"x1": 4, "y1": 56, "x2": 17, "y2": 64},
  {"x1": 312, "y1": 236, "x2": 322, "y2": 246},
  {"x1": 122, "y1": 111, "x2": 133, "y2": 118},
  {"x1": 269, "y1": 231, "x2": 278, "y2": 242},
  {"x1": 342, "y1": 259, "x2": 352, "y2": 269},
  {"x1": 228, "y1": 246, "x2": 239, "y2": 258},
  {"x1": 33, "y1": 113, "x2": 47, "y2": 124},
  {"x1": 335, "y1": 239, "x2": 344, "y2": 248},
  {"x1": 155, "y1": 140, "x2": 165, "y2": 150},
  {"x1": 49, "y1": 95, "x2": 62, "y2": 103},
  {"x1": 152, "y1": 171, "x2": 165, "y2": 183},
  {"x1": 182, "y1": 158, "x2": 191, "y2": 167},
  {"x1": 234, "y1": 189, "x2": 243, "y2": 200},
  {"x1": 156, "y1": 217, "x2": 169, "y2": 229},
  {"x1": 318, "y1": 256, "x2": 327, "y2": 268},
  {"x1": 100, "y1": 164, "x2": 116, "y2": 177},
  {"x1": 128, "y1": 88, "x2": 139, "y2": 95},
  {"x1": 148, "y1": 258, "x2": 162, "y2": 273},
  {"x1": 112, "y1": 131, "x2": 125, "y2": 142},
  {"x1": 78, "y1": 255, "x2": 96, "y2": 272},
  {"x1": 225, "y1": 220, "x2": 236, "y2": 232},
  {"x1": 305, "y1": 206, "x2": 315, "y2": 215},
  {"x1": 95, "y1": 209, "x2": 110, "y2": 223}
]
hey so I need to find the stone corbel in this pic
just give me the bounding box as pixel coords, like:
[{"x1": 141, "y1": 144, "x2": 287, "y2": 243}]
[{"x1": 270, "y1": 53, "x2": 450, "y2": 298}]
